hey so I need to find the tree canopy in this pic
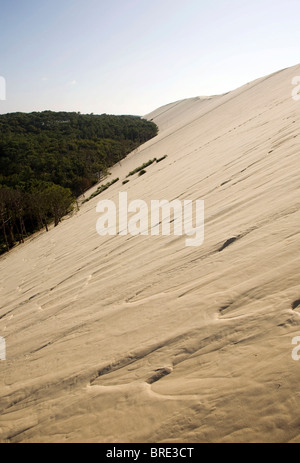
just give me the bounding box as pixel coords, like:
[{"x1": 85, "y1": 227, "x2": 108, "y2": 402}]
[{"x1": 0, "y1": 111, "x2": 158, "y2": 254}]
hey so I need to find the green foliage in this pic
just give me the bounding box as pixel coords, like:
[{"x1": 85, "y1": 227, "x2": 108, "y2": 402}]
[
  {"x1": 156, "y1": 155, "x2": 168, "y2": 163},
  {"x1": 126, "y1": 159, "x2": 157, "y2": 178},
  {"x1": 0, "y1": 111, "x2": 158, "y2": 196},
  {"x1": 0, "y1": 111, "x2": 158, "y2": 253},
  {"x1": 138, "y1": 170, "x2": 147, "y2": 177},
  {"x1": 122, "y1": 180, "x2": 130, "y2": 185},
  {"x1": 0, "y1": 183, "x2": 75, "y2": 253},
  {"x1": 82, "y1": 178, "x2": 119, "y2": 203},
  {"x1": 43, "y1": 184, "x2": 74, "y2": 227}
]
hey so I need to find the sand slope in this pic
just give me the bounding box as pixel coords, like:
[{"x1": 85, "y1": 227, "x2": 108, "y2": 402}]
[{"x1": 0, "y1": 65, "x2": 300, "y2": 443}]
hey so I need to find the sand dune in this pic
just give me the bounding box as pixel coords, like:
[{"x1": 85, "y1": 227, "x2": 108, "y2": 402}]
[{"x1": 0, "y1": 64, "x2": 300, "y2": 443}]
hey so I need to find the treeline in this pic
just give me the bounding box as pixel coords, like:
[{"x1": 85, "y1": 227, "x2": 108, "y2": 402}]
[
  {"x1": 0, "y1": 111, "x2": 158, "y2": 254},
  {"x1": 0, "y1": 183, "x2": 74, "y2": 254}
]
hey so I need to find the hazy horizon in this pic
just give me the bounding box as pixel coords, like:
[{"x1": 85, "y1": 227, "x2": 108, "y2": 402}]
[{"x1": 0, "y1": 0, "x2": 299, "y2": 116}]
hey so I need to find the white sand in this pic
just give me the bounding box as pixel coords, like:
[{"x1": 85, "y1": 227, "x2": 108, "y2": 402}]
[{"x1": 0, "y1": 65, "x2": 300, "y2": 443}]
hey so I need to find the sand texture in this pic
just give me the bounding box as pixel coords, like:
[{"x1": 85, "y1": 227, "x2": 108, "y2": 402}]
[{"x1": 0, "y1": 65, "x2": 300, "y2": 443}]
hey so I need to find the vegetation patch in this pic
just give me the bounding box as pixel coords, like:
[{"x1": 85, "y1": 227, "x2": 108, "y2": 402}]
[
  {"x1": 82, "y1": 178, "x2": 119, "y2": 203},
  {"x1": 156, "y1": 155, "x2": 168, "y2": 163},
  {"x1": 125, "y1": 155, "x2": 167, "y2": 181},
  {"x1": 0, "y1": 111, "x2": 158, "y2": 254},
  {"x1": 0, "y1": 183, "x2": 74, "y2": 254},
  {"x1": 126, "y1": 159, "x2": 157, "y2": 178}
]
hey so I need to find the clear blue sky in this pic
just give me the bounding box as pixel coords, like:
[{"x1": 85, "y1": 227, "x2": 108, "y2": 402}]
[{"x1": 0, "y1": 0, "x2": 299, "y2": 115}]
